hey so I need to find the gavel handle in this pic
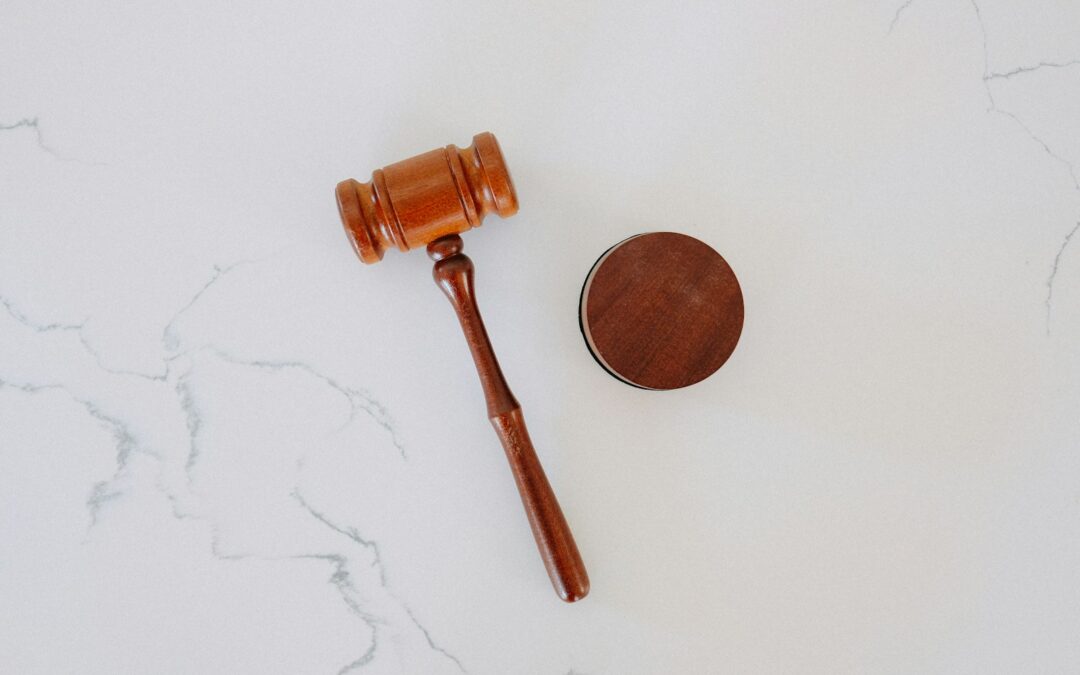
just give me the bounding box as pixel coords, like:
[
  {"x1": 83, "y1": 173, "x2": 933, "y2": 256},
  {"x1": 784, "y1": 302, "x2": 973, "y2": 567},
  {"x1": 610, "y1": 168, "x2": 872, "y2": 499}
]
[{"x1": 428, "y1": 235, "x2": 589, "y2": 602}]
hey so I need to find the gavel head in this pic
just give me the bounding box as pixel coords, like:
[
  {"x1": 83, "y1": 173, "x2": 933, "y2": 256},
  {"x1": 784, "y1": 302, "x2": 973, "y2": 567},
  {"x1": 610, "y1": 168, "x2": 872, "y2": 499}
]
[{"x1": 336, "y1": 132, "x2": 519, "y2": 264}]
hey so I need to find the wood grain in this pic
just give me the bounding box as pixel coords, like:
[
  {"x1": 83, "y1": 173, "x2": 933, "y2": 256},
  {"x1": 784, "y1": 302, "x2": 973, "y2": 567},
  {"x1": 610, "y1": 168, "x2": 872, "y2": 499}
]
[{"x1": 580, "y1": 232, "x2": 744, "y2": 390}]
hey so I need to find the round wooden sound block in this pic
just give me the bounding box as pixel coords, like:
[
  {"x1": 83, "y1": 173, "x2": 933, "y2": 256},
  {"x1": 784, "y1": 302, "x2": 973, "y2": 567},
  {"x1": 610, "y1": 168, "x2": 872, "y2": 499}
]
[{"x1": 579, "y1": 232, "x2": 744, "y2": 390}]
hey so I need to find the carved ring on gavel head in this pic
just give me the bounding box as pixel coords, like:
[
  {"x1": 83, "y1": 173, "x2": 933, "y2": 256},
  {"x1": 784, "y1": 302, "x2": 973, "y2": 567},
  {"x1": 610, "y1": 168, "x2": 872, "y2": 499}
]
[{"x1": 335, "y1": 133, "x2": 590, "y2": 603}]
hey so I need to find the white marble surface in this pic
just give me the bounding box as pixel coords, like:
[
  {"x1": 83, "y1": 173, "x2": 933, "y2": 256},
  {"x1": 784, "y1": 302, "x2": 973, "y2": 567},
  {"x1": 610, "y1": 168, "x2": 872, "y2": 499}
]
[{"x1": 2, "y1": 1, "x2": 1080, "y2": 672}]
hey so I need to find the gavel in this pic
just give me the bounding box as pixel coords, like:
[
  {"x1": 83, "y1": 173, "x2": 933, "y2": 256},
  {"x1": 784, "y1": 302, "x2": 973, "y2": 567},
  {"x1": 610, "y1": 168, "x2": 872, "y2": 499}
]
[{"x1": 335, "y1": 132, "x2": 589, "y2": 602}]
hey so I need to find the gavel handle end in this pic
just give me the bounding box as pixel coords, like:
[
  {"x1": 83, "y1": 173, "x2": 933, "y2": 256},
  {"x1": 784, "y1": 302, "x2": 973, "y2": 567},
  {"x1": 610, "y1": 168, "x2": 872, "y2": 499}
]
[{"x1": 492, "y1": 408, "x2": 590, "y2": 602}]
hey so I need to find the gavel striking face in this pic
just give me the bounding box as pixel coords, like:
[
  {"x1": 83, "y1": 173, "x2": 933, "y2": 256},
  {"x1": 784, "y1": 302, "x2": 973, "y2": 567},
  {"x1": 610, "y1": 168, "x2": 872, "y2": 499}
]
[{"x1": 335, "y1": 133, "x2": 589, "y2": 602}]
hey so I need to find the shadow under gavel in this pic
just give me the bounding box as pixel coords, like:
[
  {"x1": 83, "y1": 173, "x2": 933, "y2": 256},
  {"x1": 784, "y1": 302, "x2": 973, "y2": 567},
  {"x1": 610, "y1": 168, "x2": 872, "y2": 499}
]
[{"x1": 336, "y1": 132, "x2": 589, "y2": 602}]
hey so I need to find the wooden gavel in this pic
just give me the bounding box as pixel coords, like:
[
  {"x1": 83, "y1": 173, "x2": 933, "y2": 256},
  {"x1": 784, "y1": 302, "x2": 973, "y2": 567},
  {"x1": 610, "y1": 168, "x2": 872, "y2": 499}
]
[{"x1": 335, "y1": 132, "x2": 589, "y2": 602}]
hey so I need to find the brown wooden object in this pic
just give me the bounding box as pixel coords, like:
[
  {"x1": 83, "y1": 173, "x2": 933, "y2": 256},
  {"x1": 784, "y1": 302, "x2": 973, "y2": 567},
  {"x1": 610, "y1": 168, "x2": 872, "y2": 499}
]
[
  {"x1": 580, "y1": 232, "x2": 744, "y2": 390},
  {"x1": 336, "y1": 133, "x2": 589, "y2": 602},
  {"x1": 336, "y1": 132, "x2": 518, "y2": 264}
]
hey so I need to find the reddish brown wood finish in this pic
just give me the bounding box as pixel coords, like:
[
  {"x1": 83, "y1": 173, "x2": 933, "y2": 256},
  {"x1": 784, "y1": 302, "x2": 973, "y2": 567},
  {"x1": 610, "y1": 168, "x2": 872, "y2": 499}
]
[
  {"x1": 580, "y1": 232, "x2": 744, "y2": 390},
  {"x1": 336, "y1": 134, "x2": 588, "y2": 602},
  {"x1": 336, "y1": 132, "x2": 518, "y2": 264},
  {"x1": 429, "y1": 235, "x2": 589, "y2": 602}
]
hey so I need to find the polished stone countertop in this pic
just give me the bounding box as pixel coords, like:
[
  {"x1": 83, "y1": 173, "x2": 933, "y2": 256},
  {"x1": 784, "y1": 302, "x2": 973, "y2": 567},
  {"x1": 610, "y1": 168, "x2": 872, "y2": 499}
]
[{"x1": 2, "y1": 1, "x2": 1079, "y2": 672}]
